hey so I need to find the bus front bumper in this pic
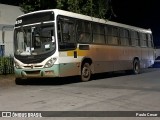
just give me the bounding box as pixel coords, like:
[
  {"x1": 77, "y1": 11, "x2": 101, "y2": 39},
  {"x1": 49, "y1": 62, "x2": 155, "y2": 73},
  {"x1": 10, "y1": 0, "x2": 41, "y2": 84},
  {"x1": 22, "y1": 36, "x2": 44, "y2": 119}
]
[{"x1": 14, "y1": 65, "x2": 59, "y2": 79}]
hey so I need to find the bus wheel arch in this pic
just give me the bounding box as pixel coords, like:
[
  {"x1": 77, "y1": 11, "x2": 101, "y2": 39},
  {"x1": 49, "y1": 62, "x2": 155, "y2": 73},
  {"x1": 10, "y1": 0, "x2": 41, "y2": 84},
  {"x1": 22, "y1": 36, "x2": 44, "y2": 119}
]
[
  {"x1": 132, "y1": 57, "x2": 140, "y2": 74},
  {"x1": 80, "y1": 58, "x2": 93, "y2": 82}
]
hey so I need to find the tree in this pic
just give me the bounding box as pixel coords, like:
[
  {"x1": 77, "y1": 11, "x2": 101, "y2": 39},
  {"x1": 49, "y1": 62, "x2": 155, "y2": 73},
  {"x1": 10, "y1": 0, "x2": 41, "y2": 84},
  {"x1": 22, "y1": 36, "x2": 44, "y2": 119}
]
[
  {"x1": 20, "y1": 0, "x2": 38, "y2": 13},
  {"x1": 57, "y1": 0, "x2": 113, "y2": 19},
  {"x1": 20, "y1": 0, "x2": 57, "y2": 13},
  {"x1": 67, "y1": 0, "x2": 83, "y2": 14},
  {"x1": 20, "y1": 0, "x2": 114, "y2": 19}
]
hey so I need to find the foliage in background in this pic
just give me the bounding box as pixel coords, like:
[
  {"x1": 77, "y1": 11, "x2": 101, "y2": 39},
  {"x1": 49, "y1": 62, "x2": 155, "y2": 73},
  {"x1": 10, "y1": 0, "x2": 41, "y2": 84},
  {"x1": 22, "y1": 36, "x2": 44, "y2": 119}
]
[
  {"x1": 0, "y1": 56, "x2": 14, "y2": 75},
  {"x1": 20, "y1": 0, "x2": 114, "y2": 19},
  {"x1": 20, "y1": 0, "x2": 57, "y2": 13}
]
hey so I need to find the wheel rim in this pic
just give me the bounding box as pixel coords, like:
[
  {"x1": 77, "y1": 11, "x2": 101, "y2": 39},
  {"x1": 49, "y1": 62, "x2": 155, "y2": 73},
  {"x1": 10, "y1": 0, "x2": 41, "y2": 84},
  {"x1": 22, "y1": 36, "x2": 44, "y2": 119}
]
[
  {"x1": 134, "y1": 62, "x2": 139, "y2": 74},
  {"x1": 82, "y1": 67, "x2": 90, "y2": 78},
  {"x1": 81, "y1": 63, "x2": 91, "y2": 81}
]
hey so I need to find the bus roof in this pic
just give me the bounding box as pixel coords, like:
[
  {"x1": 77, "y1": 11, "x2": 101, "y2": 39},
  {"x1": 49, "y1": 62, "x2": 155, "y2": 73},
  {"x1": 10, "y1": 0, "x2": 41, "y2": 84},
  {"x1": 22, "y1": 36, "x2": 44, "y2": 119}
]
[{"x1": 18, "y1": 9, "x2": 152, "y2": 34}]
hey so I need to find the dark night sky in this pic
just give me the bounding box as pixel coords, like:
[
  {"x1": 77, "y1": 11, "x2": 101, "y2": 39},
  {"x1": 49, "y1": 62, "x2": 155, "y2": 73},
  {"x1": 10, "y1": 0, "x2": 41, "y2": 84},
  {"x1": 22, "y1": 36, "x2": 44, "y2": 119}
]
[
  {"x1": 0, "y1": 0, "x2": 160, "y2": 46},
  {"x1": 111, "y1": 0, "x2": 160, "y2": 47}
]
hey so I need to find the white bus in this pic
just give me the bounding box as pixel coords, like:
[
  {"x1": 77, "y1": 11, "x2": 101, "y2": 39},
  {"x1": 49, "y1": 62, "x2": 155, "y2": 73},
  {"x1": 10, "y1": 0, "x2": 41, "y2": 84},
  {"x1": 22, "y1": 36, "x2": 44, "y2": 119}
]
[{"x1": 14, "y1": 9, "x2": 154, "y2": 81}]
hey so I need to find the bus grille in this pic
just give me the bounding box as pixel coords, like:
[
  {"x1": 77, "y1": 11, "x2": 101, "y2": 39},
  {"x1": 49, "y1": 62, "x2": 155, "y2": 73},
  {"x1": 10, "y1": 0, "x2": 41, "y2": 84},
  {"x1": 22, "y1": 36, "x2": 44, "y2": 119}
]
[{"x1": 23, "y1": 65, "x2": 43, "y2": 69}]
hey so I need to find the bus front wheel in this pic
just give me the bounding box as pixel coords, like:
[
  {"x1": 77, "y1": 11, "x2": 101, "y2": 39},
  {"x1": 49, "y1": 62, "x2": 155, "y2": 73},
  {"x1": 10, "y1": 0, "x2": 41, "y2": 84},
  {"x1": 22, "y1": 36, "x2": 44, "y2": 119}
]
[
  {"x1": 133, "y1": 59, "x2": 140, "y2": 74},
  {"x1": 81, "y1": 63, "x2": 91, "y2": 82}
]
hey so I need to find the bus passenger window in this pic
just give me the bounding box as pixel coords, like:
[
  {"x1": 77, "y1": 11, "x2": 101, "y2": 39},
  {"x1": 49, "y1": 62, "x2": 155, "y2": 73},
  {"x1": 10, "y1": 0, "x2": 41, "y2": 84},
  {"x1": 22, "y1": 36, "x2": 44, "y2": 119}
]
[
  {"x1": 120, "y1": 29, "x2": 129, "y2": 46},
  {"x1": 135, "y1": 32, "x2": 140, "y2": 46},
  {"x1": 92, "y1": 23, "x2": 105, "y2": 44},
  {"x1": 79, "y1": 33, "x2": 86, "y2": 42},
  {"x1": 131, "y1": 31, "x2": 137, "y2": 46},
  {"x1": 140, "y1": 33, "x2": 147, "y2": 47},
  {"x1": 62, "y1": 23, "x2": 70, "y2": 42},
  {"x1": 77, "y1": 21, "x2": 91, "y2": 43},
  {"x1": 147, "y1": 34, "x2": 153, "y2": 47},
  {"x1": 62, "y1": 22, "x2": 75, "y2": 43},
  {"x1": 107, "y1": 26, "x2": 118, "y2": 45}
]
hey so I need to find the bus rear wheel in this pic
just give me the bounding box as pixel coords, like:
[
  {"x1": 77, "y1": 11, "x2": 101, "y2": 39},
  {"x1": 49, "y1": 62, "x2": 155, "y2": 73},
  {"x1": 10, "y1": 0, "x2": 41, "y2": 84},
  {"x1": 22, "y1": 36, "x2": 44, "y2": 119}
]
[
  {"x1": 133, "y1": 59, "x2": 140, "y2": 74},
  {"x1": 81, "y1": 63, "x2": 91, "y2": 82}
]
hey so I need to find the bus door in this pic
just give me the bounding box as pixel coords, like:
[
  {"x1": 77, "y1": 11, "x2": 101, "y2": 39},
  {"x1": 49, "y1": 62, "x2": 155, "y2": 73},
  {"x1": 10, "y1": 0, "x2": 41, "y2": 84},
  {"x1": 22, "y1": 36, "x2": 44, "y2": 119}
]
[{"x1": 57, "y1": 16, "x2": 79, "y2": 76}]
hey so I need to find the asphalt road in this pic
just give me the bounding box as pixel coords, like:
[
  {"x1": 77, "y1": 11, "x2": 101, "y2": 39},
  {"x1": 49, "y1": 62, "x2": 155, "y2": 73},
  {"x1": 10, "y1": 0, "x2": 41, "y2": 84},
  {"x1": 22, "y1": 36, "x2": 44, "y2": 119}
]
[{"x1": 0, "y1": 68, "x2": 160, "y2": 120}]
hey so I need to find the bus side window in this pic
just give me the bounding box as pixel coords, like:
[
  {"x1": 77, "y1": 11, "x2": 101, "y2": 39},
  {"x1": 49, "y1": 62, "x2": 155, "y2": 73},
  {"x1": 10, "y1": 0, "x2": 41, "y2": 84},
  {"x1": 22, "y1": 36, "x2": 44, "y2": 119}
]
[
  {"x1": 140, "y1": 33, "x2": 147, "y2": 47},
  {"x1": 61, "y1": 22, "x2": 75, "y2": 43},
  {"x1": 77, "y1": 20, "x2": 91, "y2": 43},
  {"x1": 58, "y1": 17, "x2": 76, "y2": 50},
  {"x1": 135, "y1": 32, "x2": 140, "y2": 46},
  {"x1": 120, "y1": 29, "x2": 129, "y2": 46},
  {"x1": 131, "y1": 31, "x2": 139, "y2": 46},
  {"x1": 107, "y1": 26, "x2": 119, "y2": 45},
  {"x1": 92, "y1": 23, "x2": 105, "y2": 44},
  {"x1": 147, "y1": 34, "x2": 153, "y2": 48},
  {"x1": 105, "y1": 25, "x2": 112, "y2": 44}
]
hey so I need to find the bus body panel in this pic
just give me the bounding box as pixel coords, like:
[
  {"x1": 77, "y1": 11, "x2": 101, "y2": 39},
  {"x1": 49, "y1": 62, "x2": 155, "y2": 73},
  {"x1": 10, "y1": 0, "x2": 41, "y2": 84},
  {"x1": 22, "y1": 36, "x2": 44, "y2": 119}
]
[{"x1": 14, "y1": 9, "x2": 155, "y2": 80}]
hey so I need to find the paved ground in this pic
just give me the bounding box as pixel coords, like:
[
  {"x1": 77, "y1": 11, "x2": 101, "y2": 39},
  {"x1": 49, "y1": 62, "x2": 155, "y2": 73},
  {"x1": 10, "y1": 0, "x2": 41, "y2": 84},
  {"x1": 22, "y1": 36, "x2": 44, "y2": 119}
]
[
  {"x1": 0, "y1": 74, "x2": 15, "y2": 87},
  {"x1": 0, "y1": 68, "x2": 160, "y2": 120}
]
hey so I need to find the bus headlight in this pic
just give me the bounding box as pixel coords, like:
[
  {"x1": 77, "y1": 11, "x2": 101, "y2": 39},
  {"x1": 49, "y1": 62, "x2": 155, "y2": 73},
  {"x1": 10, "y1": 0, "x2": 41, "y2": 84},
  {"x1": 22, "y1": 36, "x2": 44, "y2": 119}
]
[
  {"x1": 14, "y1": 61, "x2": 21, "y2": 69},
  {"x1": 44, "y1": 58, "x2": 57, "y2": 68}
]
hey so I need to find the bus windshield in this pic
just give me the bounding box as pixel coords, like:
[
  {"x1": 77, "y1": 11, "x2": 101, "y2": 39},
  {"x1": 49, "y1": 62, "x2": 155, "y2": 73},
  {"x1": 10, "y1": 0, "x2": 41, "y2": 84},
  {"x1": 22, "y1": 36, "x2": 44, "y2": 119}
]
[{"x1": 14, "y1": 23, "x2": 55, "y2": 56}]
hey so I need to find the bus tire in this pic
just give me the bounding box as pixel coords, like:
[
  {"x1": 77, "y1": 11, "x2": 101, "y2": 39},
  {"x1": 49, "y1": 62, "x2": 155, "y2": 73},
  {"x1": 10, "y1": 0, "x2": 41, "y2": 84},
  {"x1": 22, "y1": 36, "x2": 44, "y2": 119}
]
[
  {"x1": 133, "y1": 59, "x2": 140, "y2": 74},
  {"x1": 81, "y1": 63, "x2": 91, "y2": 82},
  {"x1": 15, "y1": 78, "x2": 22, "y2": 85}
]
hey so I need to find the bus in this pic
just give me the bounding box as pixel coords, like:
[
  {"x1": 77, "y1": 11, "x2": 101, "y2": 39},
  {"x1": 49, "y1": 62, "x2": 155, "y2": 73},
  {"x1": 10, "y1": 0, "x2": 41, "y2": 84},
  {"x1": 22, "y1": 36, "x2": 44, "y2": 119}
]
[{"x1": 14, "y1": 9, "x2": 155, "y2": 82}]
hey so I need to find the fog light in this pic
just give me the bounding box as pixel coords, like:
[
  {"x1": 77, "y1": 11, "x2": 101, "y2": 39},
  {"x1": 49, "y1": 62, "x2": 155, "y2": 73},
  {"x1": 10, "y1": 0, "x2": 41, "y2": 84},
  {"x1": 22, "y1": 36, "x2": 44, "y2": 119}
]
[{"x1": 45, "y1": 71, "x2": 54, "y2": 75}]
